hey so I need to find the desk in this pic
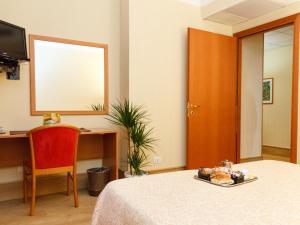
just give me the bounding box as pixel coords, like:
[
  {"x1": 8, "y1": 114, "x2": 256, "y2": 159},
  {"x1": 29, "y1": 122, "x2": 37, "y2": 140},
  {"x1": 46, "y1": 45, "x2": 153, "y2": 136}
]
[{"x1": 0, "y1": 128, "x2": 119, "y2": 181}]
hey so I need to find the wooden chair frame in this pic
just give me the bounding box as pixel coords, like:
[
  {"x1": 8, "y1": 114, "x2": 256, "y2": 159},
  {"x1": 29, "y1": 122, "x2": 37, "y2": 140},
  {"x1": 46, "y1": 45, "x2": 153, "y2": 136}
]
[{"x1": 23, "y1": 125, "x2": 80, "y2": 216}]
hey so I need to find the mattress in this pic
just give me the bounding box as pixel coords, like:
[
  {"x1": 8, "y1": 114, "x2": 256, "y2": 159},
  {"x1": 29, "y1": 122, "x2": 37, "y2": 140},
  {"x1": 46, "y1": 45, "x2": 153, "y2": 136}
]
[{"x1": 91, "y1": 160, "x2": 300, "y2": 225}]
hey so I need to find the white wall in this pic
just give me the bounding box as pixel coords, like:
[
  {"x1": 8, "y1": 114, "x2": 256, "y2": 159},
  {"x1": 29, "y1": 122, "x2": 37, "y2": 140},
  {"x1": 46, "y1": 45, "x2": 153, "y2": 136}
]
[
  {"x1": 0, "y1": 0, "x2": 120, "y2": 130},
  {"x1": 120, "y1": 0, "x2": 129, "y2": 102},
  {"x1": 0, "y1": 0, "x2": 120, "y2": 183},
  {"x1": 0, "y1": 0, "x2": 232, "y2": 183},
  {"x1": 0, "y1": 0, "x2": 233, "y2": 184},
  {"x1": 119, "y1": 0, "x2": 130, "y2": 170},
  {"x1": 128, "y1": 0, "x2": 232, "y2": 170},
  {"x1": 240, "y1": 33, "x2": 264, "y2": 159},
  {"x1": 263, "y1": 46, "x2": 293, "y2": 149}
]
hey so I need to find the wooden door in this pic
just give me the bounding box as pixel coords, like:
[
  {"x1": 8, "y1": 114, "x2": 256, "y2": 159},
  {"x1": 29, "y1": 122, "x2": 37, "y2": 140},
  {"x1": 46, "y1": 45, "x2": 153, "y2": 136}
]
[{"x1": 186, "y1": 28, "x2": 237, "y2": 169}]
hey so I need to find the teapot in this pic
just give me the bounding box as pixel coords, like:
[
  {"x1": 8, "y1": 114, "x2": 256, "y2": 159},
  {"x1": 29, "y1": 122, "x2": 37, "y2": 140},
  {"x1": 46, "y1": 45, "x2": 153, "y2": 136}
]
[{"x1": 220, "y1": 160, "x2": 233, "y2": 169}]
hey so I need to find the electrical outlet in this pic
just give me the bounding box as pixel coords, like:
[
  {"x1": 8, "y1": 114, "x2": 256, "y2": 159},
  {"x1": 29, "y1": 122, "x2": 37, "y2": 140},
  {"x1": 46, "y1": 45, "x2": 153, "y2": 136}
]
[{"x1": 152, "y1": 156, "x2": 162, "y2": 164}]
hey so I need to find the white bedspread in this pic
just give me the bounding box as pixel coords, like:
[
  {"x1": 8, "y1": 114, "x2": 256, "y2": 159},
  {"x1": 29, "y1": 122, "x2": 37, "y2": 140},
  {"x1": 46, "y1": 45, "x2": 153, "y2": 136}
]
[{"x1": 91, "y1": 160, "x2": 300, "y2": 225}]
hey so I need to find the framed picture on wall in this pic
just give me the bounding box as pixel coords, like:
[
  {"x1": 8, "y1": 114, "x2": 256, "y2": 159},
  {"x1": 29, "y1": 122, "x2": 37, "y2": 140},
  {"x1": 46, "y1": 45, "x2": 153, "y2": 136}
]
[{"x1": 263, "y1": 78, "x2": 273, "y2": 104}]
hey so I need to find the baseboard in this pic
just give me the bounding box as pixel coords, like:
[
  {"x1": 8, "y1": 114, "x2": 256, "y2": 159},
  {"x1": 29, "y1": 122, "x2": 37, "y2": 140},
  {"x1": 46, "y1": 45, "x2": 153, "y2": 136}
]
[
  {"x1": 0, "y1": 173, "x2": 88, "y2": 202},
  {"x1": 148, "y1": 166, "x2": 186, "y2": 174},
  {"x1": 240, "y1": 156, "x2": 263, "y2": 163},
  {"x1": 118, "y1": 166, "x2": 186, "y2": 178},
  {"x1": 262, "y1": 145, "x2": 290, "y2": 151}
]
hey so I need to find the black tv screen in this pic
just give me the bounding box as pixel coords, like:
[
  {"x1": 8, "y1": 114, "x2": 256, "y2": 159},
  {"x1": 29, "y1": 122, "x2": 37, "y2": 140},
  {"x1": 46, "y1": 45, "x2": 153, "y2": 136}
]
[{"x1": 0, "y1": 20, "x2": 27, "y2": 60}]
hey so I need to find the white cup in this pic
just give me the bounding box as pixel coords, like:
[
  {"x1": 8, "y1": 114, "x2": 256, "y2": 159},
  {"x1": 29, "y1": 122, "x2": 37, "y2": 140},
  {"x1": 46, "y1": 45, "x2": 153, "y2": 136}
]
[{"x1": 0, "y1": 127, "x2": 4, "y2": 133}]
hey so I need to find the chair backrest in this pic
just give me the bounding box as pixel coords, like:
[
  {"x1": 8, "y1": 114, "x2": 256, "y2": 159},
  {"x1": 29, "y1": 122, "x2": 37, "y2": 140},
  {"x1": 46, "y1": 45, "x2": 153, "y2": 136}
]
[{"x1": 29, "y1": 125, "x2": 80, "y2": 169}]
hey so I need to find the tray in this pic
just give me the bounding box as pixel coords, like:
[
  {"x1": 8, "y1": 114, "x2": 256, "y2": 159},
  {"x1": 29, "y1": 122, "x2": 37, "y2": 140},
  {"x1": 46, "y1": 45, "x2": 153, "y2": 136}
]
[{"x1": 194, "y1": 175, "x2": 258, "y2": 187}]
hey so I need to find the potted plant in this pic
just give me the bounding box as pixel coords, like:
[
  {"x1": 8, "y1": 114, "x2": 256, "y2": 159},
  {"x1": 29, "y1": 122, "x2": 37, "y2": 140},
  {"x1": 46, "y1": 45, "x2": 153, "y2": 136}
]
[{"x1": 106, "y1": 99, "x2": 156, "y2": 177}]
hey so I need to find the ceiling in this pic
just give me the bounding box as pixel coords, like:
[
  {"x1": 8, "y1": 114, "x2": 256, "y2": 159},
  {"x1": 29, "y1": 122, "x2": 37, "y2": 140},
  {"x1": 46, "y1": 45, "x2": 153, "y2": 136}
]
[
  {"x1": 264, "y1": 25, "x2": 294, "y2": 50},
  {"x1": 201, "y1": 0, "x2": 300, "y2": 26}
]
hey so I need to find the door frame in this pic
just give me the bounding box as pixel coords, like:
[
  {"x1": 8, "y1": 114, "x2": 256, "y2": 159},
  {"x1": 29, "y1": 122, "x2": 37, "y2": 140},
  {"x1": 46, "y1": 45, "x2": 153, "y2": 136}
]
[{"x1": 234, "y1": 14, "x2": 300, "y2": 163}]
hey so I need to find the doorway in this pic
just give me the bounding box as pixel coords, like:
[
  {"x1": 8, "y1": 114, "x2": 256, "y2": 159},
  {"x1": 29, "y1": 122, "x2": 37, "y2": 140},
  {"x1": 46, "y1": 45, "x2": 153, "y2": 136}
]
[
  {"x1": 186, "y1": 15, "x2": 300, "y2": 168},
  {"x1": 237, "y1": 21, "x2": 297, "y2": 163},
  {"x1": 262, "y1": 26, "x2": 294, "y2": 162}
]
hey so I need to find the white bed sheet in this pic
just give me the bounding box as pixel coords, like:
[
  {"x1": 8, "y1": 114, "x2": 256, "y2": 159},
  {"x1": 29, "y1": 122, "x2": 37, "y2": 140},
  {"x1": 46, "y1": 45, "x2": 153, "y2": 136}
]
[{"x1": 91, "y1": 160, "x2": 300, "y2": 225}]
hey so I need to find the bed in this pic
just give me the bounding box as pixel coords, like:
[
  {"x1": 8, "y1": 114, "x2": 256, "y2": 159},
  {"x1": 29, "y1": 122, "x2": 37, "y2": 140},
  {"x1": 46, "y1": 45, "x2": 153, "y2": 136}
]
[{"x1": 91, "y1": 160, "x2": 300, "y2": 225}]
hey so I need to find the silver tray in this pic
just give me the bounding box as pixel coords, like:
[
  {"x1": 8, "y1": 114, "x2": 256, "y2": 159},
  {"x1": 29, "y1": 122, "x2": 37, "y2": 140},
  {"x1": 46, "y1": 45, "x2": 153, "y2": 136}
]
[{"x1": 194, "y1": 175, "x2": 258, "y2": 187}]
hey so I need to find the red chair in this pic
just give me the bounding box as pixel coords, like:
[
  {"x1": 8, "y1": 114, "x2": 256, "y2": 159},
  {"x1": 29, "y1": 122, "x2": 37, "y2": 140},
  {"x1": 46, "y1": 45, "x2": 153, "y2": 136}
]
[{"x1": 23, "y1": 125, "x2": 80, "y2": 216}]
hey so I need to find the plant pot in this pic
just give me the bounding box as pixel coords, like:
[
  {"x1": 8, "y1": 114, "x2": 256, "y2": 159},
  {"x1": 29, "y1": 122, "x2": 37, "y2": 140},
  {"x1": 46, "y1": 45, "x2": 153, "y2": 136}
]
[
  {"x1": 124, "y1": 171, "x2": 134, "y2": 178},
  {"x1": 124, "y1": 171, "x2": 148, "y2": 178}
]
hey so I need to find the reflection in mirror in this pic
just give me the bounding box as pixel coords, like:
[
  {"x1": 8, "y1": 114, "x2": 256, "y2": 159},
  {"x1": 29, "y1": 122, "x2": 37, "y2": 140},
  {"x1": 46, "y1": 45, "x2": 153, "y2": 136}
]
[{"x1": 30, "y1": 35, "x2": 108, "y2": 115}]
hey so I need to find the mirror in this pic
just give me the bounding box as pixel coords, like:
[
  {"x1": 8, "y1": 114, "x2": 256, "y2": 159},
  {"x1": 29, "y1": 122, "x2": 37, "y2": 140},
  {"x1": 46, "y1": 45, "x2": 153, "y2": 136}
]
[{"x1": 29, "y1": 35, "x2": 108, "y2": 115}]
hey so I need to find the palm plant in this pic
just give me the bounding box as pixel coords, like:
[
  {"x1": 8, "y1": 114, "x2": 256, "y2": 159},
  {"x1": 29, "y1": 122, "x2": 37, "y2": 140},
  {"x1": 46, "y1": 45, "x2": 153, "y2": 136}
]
[{"x1": 106, "y1": 99, "x2": 156, "y2": 175}]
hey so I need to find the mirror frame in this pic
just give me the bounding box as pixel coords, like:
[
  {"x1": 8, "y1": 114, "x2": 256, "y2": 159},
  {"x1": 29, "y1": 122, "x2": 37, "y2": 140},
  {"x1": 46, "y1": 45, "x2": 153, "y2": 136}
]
[{"x1": 29, "y1": 34, "x2": 109, "y2": 115}]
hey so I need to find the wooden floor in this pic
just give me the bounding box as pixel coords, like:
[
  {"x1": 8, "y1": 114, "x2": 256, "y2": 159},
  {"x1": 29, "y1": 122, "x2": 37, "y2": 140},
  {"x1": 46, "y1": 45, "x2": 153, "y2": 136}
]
[
  {"x1": 241, "y1": 146, "x2": 290, "y2": 163},
  {"x1": 0, "y1": 190, "x2": 97, "y2": 225}
]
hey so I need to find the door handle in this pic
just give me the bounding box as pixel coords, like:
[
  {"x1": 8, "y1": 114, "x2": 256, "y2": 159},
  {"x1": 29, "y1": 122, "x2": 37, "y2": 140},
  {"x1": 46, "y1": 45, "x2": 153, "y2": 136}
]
[
  {"x1": 187, "y1": 103, "x2": 200, "y2": 109},
  {"x1": 187, "y1": 102, "x2": 200, "y2": 117}
]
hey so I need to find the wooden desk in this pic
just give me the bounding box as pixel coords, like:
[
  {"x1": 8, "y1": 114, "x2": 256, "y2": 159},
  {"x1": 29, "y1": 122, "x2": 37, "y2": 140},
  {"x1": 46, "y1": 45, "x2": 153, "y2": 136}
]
[{"x1": 0, "y1": 128, "x2": 119, "y2": 181}]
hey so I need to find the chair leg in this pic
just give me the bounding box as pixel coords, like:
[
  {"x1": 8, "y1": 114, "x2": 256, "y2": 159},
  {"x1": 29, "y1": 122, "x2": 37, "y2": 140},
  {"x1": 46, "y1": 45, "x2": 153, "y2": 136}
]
[
  {"x1": 67, "y1": 172, "x2": 71, "y2": 196},
  {"x1": 30, "y1": 175, "x2": 36, "y2": 216},
  {"x1": 73, "y1": 171, "x2": 78, "y2": 208},
  {"x1": 23, "y1": 169, "x2": 27, "y2": 203}
]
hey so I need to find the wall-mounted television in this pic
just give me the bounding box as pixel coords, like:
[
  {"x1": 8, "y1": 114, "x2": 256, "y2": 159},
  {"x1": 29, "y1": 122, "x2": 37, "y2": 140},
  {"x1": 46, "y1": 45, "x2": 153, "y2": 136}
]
[{"x1": 0, "y1": 20, "x2": 27, "y2": 61}]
